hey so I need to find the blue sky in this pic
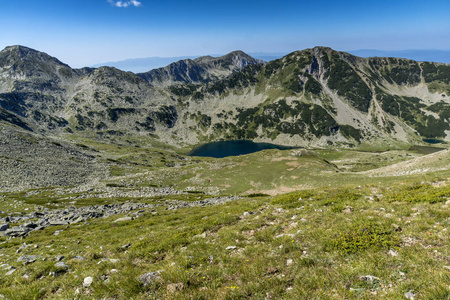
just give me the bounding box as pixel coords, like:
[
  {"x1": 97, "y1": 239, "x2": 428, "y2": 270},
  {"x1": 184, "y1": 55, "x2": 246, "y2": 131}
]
[{"x1": 1, "y1": 0, "x2": 449, "y2": 67}]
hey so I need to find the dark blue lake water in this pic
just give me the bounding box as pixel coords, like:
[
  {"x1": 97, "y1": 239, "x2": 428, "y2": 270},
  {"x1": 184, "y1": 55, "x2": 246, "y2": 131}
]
[
  {"x1": 187, "y1": 140, "x2": 296, "y2": 158},
  {"x1": 423, "y1": 138, "x2": 444, "y2": 144}
]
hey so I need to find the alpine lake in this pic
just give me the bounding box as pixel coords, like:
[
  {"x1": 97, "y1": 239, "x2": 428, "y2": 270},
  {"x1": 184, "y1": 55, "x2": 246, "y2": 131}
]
[{"x1": 187, "y1": 140, "x2": 297, "y2": 158}]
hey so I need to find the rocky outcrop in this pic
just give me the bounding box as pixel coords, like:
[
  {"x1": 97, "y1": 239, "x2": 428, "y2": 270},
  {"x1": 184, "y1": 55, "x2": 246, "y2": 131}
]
[
  {"x1": 0, "y1": 196, "x2": 241, "y2": 238},
  {"x1": 138, "y1": 50, "x2": 264, "y2": 85}
]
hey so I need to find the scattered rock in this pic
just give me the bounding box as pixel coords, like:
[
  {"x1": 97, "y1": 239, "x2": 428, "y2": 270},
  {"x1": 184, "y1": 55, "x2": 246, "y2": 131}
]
[
  {"x1": 392, "y1": 224, "x2": 402, "y2": 232},
  {"x1": 342, "y1": 206, "x2": 354, "y2": 214},
  {"x1": 226, "y1": 246, "x2": 237, "y2": 250},
  {"x1": 18, "y1": 255, "x2": 42, "y2": 265},
  {"x1": 49, "y1": 219, "x2": 69, "y2": 226},
  {"x1": 275, "y1": 233, "x2": 294, "y2": 239},
  {"x1": 193, "y1": 232, "x2": 207, "y2": 239},
  {"x1": 286, "y1": 259, "x2": 293, "y2": 266},
  {"x1": 53, "y1": 230, "x2": 62, "y2": 236},
  {"x1": 113, "y1": 216, "x2": 133, "y2": 223},
  {"x1": 121, "y1": 243, "x2": 131, "y2": 249},
  {"x1": 388, "y1": 249, "x2": 398, "y2": 257},
  {"x1": 55, "y1": 255, "x2": 65, "y2": 262},
  {"x1": 5, "y1": 269, "x2": 16, "y2": 275},
  {"x1": 0, "y1": 224, "x2": 9, "y2": 232},
  {"x1": 139, "y1": 271, "x2": 162, "y2": 286},
  {"x1": 1, "y1": 264, "x2": 12, "y2": 270},
  {"x1": 54, "y1": 262, "x2": 69, "y2": 271},
  {"x1": 16, "y1": 243, "x2": 28, "y2": 253},
  {"x1": 83, "y1": 276, "x2": 94, "y2": 288},
  {"x1": 359, "y1": 275, "x2": 379, "y2": 282},
  {"x1": 265, "y1": 266, "x2": 278, "y2": 275},
  {"x1": 100, "y1": 274, "x2": 109, "y2": 281},
  {"x1": 167, "y1": 282, "x2": 184, "y2": 293},
  {"x1": 405, "y1": 290, "x2": 415, "y2": 299},
  {"x1": 72, "y1": 256, "x2": 85, "y2": 261}
]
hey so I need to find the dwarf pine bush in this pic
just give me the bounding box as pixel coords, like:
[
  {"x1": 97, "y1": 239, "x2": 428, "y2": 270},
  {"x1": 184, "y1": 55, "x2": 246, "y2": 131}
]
[{"x1": 324, "y1": 221, "x2": 398, "y2": 254}]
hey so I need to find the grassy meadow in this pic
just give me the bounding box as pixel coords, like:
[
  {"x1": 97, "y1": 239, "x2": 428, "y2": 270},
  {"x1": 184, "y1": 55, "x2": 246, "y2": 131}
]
[{"x1": 0, "y1": 138, "x2": 449, "y2": 299}]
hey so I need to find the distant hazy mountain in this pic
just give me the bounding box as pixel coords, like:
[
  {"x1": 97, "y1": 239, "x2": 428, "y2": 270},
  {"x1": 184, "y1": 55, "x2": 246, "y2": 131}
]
[
  {"x1": 92, "y1": 56, "x2": 197, "y2": 73},
  {"x1": 348, "y1": 49, "x2": 450, "y2": 63},
  {"x1": 92, "y1": 52, "x2": 286, "y2": 73},
  {"x1": 248, "y1": 52, "x2": 287, "y2": 62}
]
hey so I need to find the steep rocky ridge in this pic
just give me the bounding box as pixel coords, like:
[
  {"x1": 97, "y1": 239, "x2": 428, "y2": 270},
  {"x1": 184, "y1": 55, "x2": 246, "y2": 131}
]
[
  {"x1": 137, "y1": 50, "x2": 264, "y2": 86},
  {"x1": 0, "y1": 45, "x2": 449, "y2": 149}
]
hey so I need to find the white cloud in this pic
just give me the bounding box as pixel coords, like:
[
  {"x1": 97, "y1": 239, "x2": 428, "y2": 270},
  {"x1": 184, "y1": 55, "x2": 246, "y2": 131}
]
[{"x1": 108, "y1": 0, "x2": 142, "y2": 8}]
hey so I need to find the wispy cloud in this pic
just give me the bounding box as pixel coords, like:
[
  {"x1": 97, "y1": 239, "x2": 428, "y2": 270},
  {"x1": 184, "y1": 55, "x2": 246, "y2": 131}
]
[{"x1": 108, "y1": 0, "x2": 142, "y2": 8}]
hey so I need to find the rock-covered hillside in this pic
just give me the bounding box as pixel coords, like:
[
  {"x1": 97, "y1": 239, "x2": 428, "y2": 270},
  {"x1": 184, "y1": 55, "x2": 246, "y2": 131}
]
[
  {"x1": 138, "y1": 50, "x2": 264, "y2": 86},
  {"x1": 0, "y1": 45, "x2": 449, "y2": 148}
]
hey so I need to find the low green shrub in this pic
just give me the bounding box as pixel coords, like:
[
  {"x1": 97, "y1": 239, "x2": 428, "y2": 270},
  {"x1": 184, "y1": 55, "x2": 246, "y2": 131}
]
[
  {"x1": 320, "y1": 188, "x2": 361, "y2": 206},
  {"x1": 384, "y1": 183, "x2": 450, "y2": 203},
  {"x1": 324, "y1": 221, "x2": 398, "y2": 254},
  {"x1": 271, "y1": 188, "x2": 362, "y2": 209},
  {"x1": 270, "y1": 190, "x2": 316, "y2": 208},
  {"x1": 246, "y1": 193, "x2": 270, "y2": 198}
]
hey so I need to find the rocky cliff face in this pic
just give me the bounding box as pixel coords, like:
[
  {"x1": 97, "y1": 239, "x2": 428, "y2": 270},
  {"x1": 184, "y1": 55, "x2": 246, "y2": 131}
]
[
  {"x1": 0, "y1": 45, "x2": 449, "y2": 148},
  {"x1": 137, "y1": 50, "x2": 264, "y2": 86}
]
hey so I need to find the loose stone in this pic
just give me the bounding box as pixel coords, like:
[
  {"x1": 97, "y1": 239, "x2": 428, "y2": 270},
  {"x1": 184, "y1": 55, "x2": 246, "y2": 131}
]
[
  {"x1": 83, "y1": 276, "x2": 94, "y2": 288},
  {"x1": 139, "y1": 271, "x2": 162, "y2": 286}
]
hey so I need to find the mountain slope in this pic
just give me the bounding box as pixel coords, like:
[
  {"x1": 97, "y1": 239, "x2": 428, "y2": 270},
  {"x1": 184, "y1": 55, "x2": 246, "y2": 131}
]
[
  {"x1": 164, "y1": 46, "x2": 450, "y2": 147},
  {"x1": 0, "y1": 45, "x2": 449, "y2": 148}
]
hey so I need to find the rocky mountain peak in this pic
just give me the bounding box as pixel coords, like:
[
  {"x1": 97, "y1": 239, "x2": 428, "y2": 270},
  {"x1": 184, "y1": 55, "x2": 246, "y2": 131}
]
[
  {"x1": 139, "y1": 51, "x2": 264, "y2": 86},
  {"x1": 2, "y1": 45, "x2": 37, "y2": 54},
  {"x1": 194, "y1": 50, "x2": 263, "y2": 69},
  {"x1": 0, "y1": 45, "x2": 72, "y2": 80},
  {"x1": 0, "y1": 45, "x2": 68, "y2": 66}
]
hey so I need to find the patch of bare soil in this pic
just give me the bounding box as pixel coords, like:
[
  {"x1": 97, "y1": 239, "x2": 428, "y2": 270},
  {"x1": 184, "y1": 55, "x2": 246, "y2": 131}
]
[{"x1": 244, "y1": 184, "x2": 310, "y2": 196}]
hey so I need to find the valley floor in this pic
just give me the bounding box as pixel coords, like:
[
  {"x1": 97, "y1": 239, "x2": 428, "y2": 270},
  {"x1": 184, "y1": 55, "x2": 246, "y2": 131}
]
[{"x1": 0, "y1": 133, "x2": 449, "y2": 299}]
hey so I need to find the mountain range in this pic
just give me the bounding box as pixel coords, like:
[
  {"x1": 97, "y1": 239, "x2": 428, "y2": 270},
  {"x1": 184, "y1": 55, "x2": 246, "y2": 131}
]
[
  {"x1": 91, "y1": 52, "x2": 285, "y2": 73},
  {"x1": 1, "y1": 45, "x2": 449, "y2": 151}
]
